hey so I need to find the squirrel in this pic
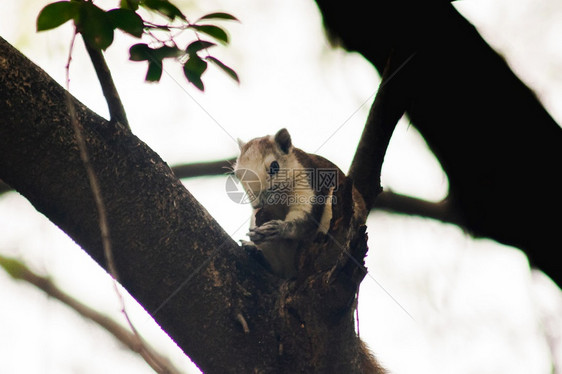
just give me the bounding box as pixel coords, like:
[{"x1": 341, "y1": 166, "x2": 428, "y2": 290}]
[
  {"x1": 235, "y1": 129, "x2": 384, "y2": 373},
  {"x1": 234, "y1": 128, "x2": 367, "y2": 278}
]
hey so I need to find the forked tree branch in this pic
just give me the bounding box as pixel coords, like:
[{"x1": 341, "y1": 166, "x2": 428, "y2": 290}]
[{"x1": 0, "y1": 36, "x2": 383, "y2": 373}]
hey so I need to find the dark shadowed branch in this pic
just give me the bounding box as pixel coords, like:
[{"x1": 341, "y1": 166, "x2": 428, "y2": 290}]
[
  {"x1": 315, "y1": 0, "x2": 562, "y2": 285},
  {"x1": 373, "y1": 191, "x2": 462, "y2": 226},
  {"x1": 348, "y1": 49, "x2": 417, "y2": 211}
]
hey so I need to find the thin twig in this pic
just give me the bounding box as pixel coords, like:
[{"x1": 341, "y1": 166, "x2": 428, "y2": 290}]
[
  {"x1": 65, "y1": 28, "x2": 169, "y2": 374},
  {"x1": 66, "y1": 30, "x2": 118, "y2": 283}
]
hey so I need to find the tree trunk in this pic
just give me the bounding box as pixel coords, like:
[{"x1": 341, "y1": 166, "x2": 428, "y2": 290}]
[
  {"x1": 0, "y1": 37, "x2": 381, "y2": 373},
  {"x1": 315, "y1": 0, "x2": 562, "y2": 285}
]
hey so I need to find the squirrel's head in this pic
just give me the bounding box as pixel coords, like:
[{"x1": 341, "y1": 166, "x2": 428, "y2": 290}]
[{"x1": 234, "y1": 128, "x2": 297, "y2": 208}]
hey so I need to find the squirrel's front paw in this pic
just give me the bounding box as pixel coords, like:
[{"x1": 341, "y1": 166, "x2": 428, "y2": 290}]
[
  {"x1": 239, "y1": 239, "x2": 257, "y2": 252},
  {"x1": 240, "y1": 239, "x2": 271, "y2": 271},
  {"x1": 248, "y1": 220, "x2": 285, "y2": 243}
]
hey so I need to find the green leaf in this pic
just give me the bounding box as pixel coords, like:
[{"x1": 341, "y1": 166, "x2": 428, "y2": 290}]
[
  {"x1": 130, "y1": 44, "x2": 181, "y2": 82},
  {"x1": 36, "y1": 1, "x2": 79, "y2": 31},
  {"x1": 129, "y1": 44, "x2": 182, "y2": 63},
  {"x1": 186, "y1": 40, "x2": 216, "y2": 55},
  {"x1": 107, "y1": 8, "x2": 144, "y2": 38},
  {"x1": 129, "y1": 43, "x2": 151, "y2": 61},
  {"x1": 206, "y1": 56, "x2": 239, "y2": 83},
  {"x1": 184, "y1": 72, "x2": 204, "y2": 91},
  {"x1": 151, "y1": 45, "x2": 183, "y2": 60},
  {"x1": 120, "y1": 0, "x2": 140, "y2": 10},
  {"x1": 141, "y1": 0, "x2": 186, "y2": 20},
  {"x1": 196, "y1": 12, "x2": 239, "y2": 22},
  {"x1": 190, "y1": 25, "x2": 229, "y2": 45},
  {"x1": 146, "y1": 60, "x2": 163, "y2": 82},
  {"x1": 76, "y1": 3, "x2": 114, "y2": 50},
  {"x1": 183, "y1": 56, "x2": 207, "y2": 91},
  {"x1": 185, "y1": 55, "x2": 208, "y2": 75}
]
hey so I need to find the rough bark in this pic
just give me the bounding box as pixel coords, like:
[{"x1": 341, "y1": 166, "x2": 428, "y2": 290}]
[
  {"x1": 0, "y1": 37, "x2": 380, "y2": 373},
  {"x1": 316, "y1": 0, "x2": 562, "y2": 285},
  {"x1": 0, "y1": 36, "x2": 277, "y2": 373}
]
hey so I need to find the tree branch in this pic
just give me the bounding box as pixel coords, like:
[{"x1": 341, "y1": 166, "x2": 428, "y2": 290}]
[
  {"x1": 348, "y1": 49, "x2": 417, "y2": 211},
  {"x1": 373, "y1": 191, "x2": 463, "y2": 226},
  {"x1": 3, "y1": 161, "x2": 467, "y2": 229},
  {"x1": 315, "y1": 0, "x2": 562, "y2": 285},
  {"x1": 0, "y1": 255, "x2": 183, "y2": 374},
  {"x1": 2, "y1": 156, "x2": 467, "y2": 229},
  {"x1": 172, "y1": 158, "x2": 236, "y2": 179},
  {"x1": 83, "y1": 39, "x2": 130, "y2": 129},
  {"x1": 0, "y1": 158, "x2": 236, "y2": 195}
]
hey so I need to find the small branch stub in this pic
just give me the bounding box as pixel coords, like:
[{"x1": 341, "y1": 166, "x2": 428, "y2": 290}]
[{"x1": 236, "y1": 312, "x2": 250, "y2": 334}]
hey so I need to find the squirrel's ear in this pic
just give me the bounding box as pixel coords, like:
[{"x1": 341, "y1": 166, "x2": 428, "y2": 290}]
[
  {"x1": 274, "y1": 128, "x2": 292, "y2": 154},
  {"x1": 237, "y1": 138, "x2": 246, "y2": 150}
]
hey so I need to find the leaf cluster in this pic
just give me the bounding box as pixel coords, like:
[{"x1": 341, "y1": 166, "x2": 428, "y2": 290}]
[{"x1": 37, "y1": 0, "x2": 239, "y2": 91}]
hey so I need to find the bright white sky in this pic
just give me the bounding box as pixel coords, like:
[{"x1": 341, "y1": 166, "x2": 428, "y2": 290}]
[{"x1": 0, "y1": 0, "x2": 561, "y2": 373}]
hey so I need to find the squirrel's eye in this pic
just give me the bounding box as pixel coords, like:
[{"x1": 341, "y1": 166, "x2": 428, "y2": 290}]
[{"x1": 268, "y1": 161, "x2": 280, "y2": 175}]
